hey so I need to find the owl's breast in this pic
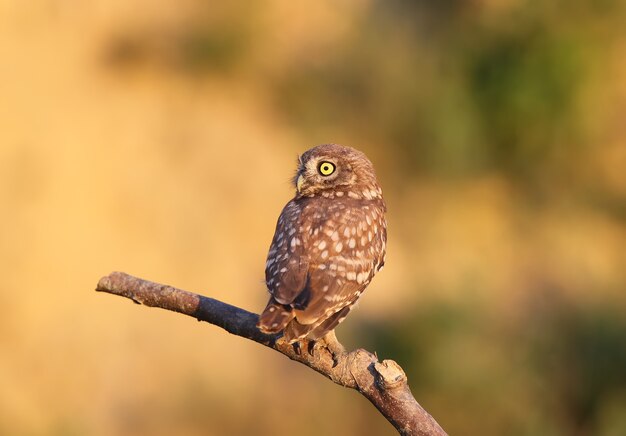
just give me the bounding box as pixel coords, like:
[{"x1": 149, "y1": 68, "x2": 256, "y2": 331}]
[{"x1": 305, "y1": 199, "x2": 386, "y2": 282}]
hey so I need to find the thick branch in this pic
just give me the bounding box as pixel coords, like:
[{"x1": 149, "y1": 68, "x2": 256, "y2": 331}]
[{"x1": 96, "y1": 271, "x2": 447, "y2": 436}]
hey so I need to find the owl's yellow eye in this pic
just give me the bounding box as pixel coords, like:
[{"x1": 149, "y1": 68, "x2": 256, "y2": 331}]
[{"x1": 318, "y1": 161, "x2": 336, "y2": 176}]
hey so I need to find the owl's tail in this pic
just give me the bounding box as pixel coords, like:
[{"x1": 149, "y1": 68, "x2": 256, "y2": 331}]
[
  {"x1": 282, "y1": 305, "x2": 352, "y2": 343},
  {"x1": 257, "y1": 298, "x2": 295, "y2": 334}
]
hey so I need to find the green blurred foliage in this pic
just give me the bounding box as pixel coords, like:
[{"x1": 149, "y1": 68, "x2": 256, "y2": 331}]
[
  {"x1": 268, "y1": 0, "x2": 623, "y2": 193},
  {"x1": 359, "y1": 292, "x2": 626, "y2": 436}
]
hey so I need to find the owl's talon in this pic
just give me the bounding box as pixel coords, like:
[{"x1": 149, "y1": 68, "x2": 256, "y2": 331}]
[
  {"x1": 322, "y1": 343, "x2": 343, "y2": 367},
  {"x1": 303, "y1": 331, "x2": 345, "y2": 366},
  {"x1": 307, "y1": 340, "x2": 316, "y2": 356},
  {"x1": 322, "y1": 331, "x2": 346, "y2": 366},
  {"x1": 292, "y1": 341, "x2": 302, "y2": 356}
]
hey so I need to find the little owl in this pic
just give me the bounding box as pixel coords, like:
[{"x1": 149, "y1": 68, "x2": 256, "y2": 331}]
[{"x1": 257, "y1": 144, "x2": 387, "y2": 343}]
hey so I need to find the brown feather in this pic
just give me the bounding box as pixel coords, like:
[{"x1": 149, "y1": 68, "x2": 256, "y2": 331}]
[
  {"x1": 259, "y1": 144, "x2": 387, "y2": 343},
  {"x1": 257, "y1": 298, "x2": 295, "y2": 334}
]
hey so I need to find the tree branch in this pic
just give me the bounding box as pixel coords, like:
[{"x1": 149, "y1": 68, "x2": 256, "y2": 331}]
[{"x1": 96, "y1": 271, "x2": 447, "y2": 436}]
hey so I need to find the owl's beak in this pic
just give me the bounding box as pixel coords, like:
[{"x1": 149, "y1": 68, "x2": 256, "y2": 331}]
[{"x1": 296, "y1": 174, "x2": 304, "y2": 193}]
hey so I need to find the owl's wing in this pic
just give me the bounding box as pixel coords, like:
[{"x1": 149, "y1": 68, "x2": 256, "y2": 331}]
[
  {"x1": 294, "y1": 269, "x2": 364, "y2": 325},
  {"x1": 294, "y1": 203, "x2": 382, "y2": 326},
  {"x1": 264, "y1": 197, "x2": 386, "y2": 342},
  {"x1": 264, "y1": 201, "x2": 310, "y2": 305},
  {"x1": 286, "y1": 301, "x2": 354, "y2": 342}
]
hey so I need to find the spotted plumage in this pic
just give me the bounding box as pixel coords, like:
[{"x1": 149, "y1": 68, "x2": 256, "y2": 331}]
[{"x1": 257, "y1": 144, "x2": 387, "y2": 343}]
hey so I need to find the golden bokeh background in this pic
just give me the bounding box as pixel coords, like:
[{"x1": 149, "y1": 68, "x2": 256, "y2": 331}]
[{"x1": 1, "y1": 1, "x2": 625, "y2": 435}]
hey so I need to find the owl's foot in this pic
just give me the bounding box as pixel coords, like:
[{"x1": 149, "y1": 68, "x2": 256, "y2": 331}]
[
  {"x1": 292, "y1": 341, "x2": 302, "y2": 356},
  {"x1": 308, "y1": 331, "x2": 346, "y2": 367}
]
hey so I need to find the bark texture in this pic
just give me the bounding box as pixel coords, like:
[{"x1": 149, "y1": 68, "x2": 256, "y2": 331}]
[{"x1": 96, "y1": 271, "x2": 447, "y2": 436}]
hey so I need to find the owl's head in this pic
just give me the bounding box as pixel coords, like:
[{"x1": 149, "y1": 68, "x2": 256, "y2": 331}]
[{"x1": 293, "y1": 144, "x2": 381, "y2": 199}]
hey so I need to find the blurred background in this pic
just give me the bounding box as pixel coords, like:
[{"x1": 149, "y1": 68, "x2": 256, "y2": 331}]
[{"x1": 1, "y1": 1, "x2": 625, "y2": 435}]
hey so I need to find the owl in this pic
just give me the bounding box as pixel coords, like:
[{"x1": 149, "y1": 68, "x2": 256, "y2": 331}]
[{"x1": 257, "y1": 143, "x2": 387, "y2": 343}]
